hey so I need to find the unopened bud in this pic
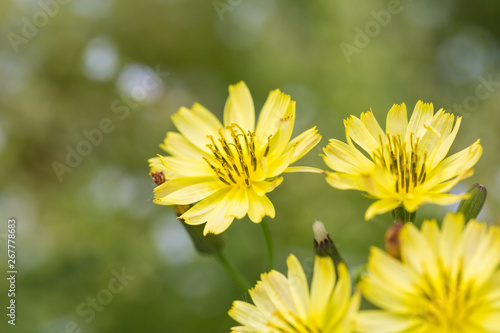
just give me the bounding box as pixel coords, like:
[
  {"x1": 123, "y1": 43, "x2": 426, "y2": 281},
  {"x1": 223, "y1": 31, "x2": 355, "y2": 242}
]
[
  {"x1": 173, "y1": 205, "x2": 225, "y2": 255},
  {"x1": 385, "y1": 221, "x2": 404, "y2": 260},
  {"x1": 456, "y1": 184, "x2": 487, "y2": 222},
  {"x1": 313, "y1": 221, "x2": 343, "y2": 267}
]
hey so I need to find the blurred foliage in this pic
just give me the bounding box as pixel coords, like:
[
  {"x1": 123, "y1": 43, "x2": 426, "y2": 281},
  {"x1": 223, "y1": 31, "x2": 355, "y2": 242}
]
[{"x1": 0, "y1": 0, "x2": 499, "y2": 332}]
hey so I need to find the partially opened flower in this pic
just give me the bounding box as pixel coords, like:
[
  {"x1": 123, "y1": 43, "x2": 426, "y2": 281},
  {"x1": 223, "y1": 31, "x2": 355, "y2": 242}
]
[
  {"x1": 229, "y1": 254, "x2": 360, "y2": 332},
  {"x1": 358, "y1": 213, "x2": 500, "y2": 333},
  {"x1": 322, "y1": 101, "x2": 482, "y2": 220},
  {"x1": 149, "y1": 82, "x2": 321, "y2": 235}
]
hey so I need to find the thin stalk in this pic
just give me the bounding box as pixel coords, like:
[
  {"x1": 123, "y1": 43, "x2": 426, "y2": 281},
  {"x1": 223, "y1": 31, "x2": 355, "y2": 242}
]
[
  {"x1": 260, "y1": 218, "x2": 275, "y2": 270},
  {"x1": 217, "y1": 252, "x2": 251, "y2": 292}
]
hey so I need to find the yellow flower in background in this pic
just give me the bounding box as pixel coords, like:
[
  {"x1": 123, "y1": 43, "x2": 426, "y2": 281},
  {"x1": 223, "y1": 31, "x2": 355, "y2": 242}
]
[
  {"x1": 229, "y1": 255, "x2": 360, "y2": 332},
  {"x1": 322, "y1": 101, "x2": 482, "y2": 220},
  {"x1": 358, "y1": 213, "x2": 500, "y2": 333},
  {"x1": 149, "y1": 82, "x2": 321, "y2": 235}
]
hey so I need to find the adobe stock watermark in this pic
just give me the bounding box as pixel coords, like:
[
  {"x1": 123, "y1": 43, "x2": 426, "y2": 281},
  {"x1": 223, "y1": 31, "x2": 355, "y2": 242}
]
[
  {"x1": 53, "y1": 268, "x2": 135, "y2": 333},
  {"x1": 213, "y1": 0, "x2": 243, "y2": 21},
  {"x1": 340, "y1": 0, "x2": 414, "y2": 63},
  {"x1": 51, "y1": 65, "x2": 169, "y2": 182},
  {"x1": 7, "y1": 0, "x2": 72, "y2": 54},
  {"x1": 451, "y1": 74, "x2": 500, "y2": 118}
]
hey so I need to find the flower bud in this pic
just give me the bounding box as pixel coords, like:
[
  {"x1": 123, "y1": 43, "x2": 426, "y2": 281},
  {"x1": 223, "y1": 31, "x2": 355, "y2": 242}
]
[
  {"x1": 456, "y1": 184, "x2": 487, "y2": 222},
  {"x1": 313, "y1": 221, "x2": 343, "y2": 267},
  {"x1": 173, "y1": 205, "x2": 225, "y2": 255},
  {"x1": 385, "y1": 221, "x2": 404, "y2": 260}
]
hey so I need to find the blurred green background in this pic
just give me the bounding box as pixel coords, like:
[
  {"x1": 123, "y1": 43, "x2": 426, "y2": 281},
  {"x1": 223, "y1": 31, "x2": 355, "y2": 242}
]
[{"x1": 1, "y1": 0, "x2": 499, "y2": 332}]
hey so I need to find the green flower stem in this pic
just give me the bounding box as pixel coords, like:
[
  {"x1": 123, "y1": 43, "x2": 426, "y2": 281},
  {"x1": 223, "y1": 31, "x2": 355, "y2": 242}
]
[
  {"x1": 216, "y1": 252, "x2": 252, "y2": 292},
  {"x1": 260, "y1": 218, "x2": 275, "y2": 270},
  {"x1": 392, "y1": 206, "x2": 416, "y2": 223}
]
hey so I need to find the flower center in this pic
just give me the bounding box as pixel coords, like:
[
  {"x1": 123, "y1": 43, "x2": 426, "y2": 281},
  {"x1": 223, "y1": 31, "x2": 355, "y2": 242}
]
[
  {"x1": 203, "y1": 124, "x2": 270, "y2": 186},
  {"x1": 373, "y1": 134, "x2": 427, "y2": 194},
  {"x1": 417, "y1": 267, "x2": 471, "y2": 330}
]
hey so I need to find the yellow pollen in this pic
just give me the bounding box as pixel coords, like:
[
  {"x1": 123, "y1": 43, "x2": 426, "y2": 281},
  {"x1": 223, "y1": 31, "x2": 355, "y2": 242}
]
[
  {"x1": 374, "y1": 133, "x2": 427, "y2": 193},
  {"x1": 204, "y1": 124, "x2": 259, "y2": 186},
  {"x1": 417, "y1": 263, "x2": 471, "y2": 330}
]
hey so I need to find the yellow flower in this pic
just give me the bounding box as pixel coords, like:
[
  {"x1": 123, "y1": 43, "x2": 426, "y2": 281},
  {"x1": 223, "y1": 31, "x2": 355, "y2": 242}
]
[
  {"x1": 322, "y1": 101, "x2": 482, "y2": 220},
  {"x1": 229, "y1": 255, "x2": 361, "y2": 332},
  {"x1": 149, "y1": 82, "x2": 321, "y2": 235},
  {"x1": 358, "y1": 213, "x2": 500, "y2": 333}
]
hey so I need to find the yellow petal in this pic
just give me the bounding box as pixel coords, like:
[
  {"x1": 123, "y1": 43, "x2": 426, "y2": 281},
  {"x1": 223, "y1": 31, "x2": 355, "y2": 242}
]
[
  {"x1": 358, "y1": 167, "x2": 396, "y2": 198},
  {"x1": 180, "y1": 188, "x2": 231, "y2": 225},
  {"x1": 356, "y1": 310, "x2": 419, "y2": 333},
  {"x1": 424, "y1": 139, "x2": 482, "y2": 187},
  {"x1": 420, "y1": 219, "x2": 441, "y2": 255},
  {"x1": 171, "y1": 104, "x2": 222, "y2": 151},
  {"x1": 160, "y1": 132, "x2": 209, "y2": 160},
  {"x1": 286, "y1": 255, "x2": 309, "y2": 321},
  {"x1": 405, "y1": 100, "x2": 434, "y2": 141},
  {"x1": 418, "y1": 109, "x2": 454, "y2": 160},
  {"x1": 158, "y1": 155, "x2": 213, "y2": 177},
  {"x1": 224, "y1": 81, "x2": 255, "y2": 131},
  {"x1": 365, "y1": 198, "x2": 401, "y2": 220},
  {"x1": 204, "y1": 214, "x2": 234, "y2": 235},
  {"x1": 203, "y1": 186, "x2": 242, "y2": 234},
  {"x1": 154, "y1": 176, "x2": 224, "y2": 205},
  {"x1": 249, "y1": 279, "x2": 277, "y2": 316},
  {"x1": 428, "y1": 116, "x2": 461, "y2": 169},
  {"x1": 247, "y1": 189, "x2": 275, "y2": 222},
  {"x1": 266, "y1": 101, "x2": 296, "y2": 161},
  {"x1": 439, "y1": 212, "x2": 464, "y2": 277},
  {"x1": 284, "y1": 166, "x2": 325, "y2": 174},
  {"x1": 402, "y1": 192, "x2": 464, "y2": 212},
  {"x1": 228, "y1": 301, "x2": 268, "y2": 331},
  {"x1": 399, "y1": 223, "x2": 439, "y2": 283},
  {"x1": 326, "y1": 172, "x2": 364, "y2": 191},
  {"x1": 229, "y1": 186, "x2": 249, "y2": 220},
  {"x1": 385, "y1": 103, "x2": 408, "y2": 138},
  {"x1": 285, "y1": 126, "x2": 322, "y2": 165},
  {"x1": 476, "y1": 311, "x2": 500, "y2": 333},
  {"x1": 423, "y1": 169, "x2": 473, "y2": 194},
  {"x1": 255, "y1": 89, "x2": 291, "y2": 148},
  {"x1": 266, "y1": 145, "x2": 296, "y2": 178},
  {"x1": 345, "y1": 115, "x2": 379, "y2": 156},
  {"x1": 148, "y1": 156, "x2": 179, "y2": 179},
  {"x1": 360, "y1": 110, "x2": 386, "y2": 145},
  {"x1": 251, "y1": 178, "x2": 283, "y2": 197},
  {"x1": 367, "y1": 247, "x2": 420, "y2": 295},
  {"x1": 261, "y1": 271, "x2": 302, "y2": 327},
  {"x1": 323, "y1": 139, "x2": 373, "y2": 174},
  {"x1": 463, "y1": 222, "x2": 500, "y2": 288},
  {"x1": 310, "y1": 256, "x2": 335, "y2": 320},
  {"x1": 325, "y1": 263, "x2": 351, "y2": 328}
]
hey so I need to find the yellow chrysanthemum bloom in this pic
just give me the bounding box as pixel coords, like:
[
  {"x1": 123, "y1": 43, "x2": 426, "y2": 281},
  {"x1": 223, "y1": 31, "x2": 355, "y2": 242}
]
[
  {"x1": 322, "y1": 101, "x2": 482, "y2": 220},
  {"x1": 149, "y1": 82, "x2": 321, "y2": 235},
  {"x1": 229, "y1": 254, "x2": 361, "y2": 332},
  {"x1": 358, "y1": 212, "x2": 500, "y2": 333}
]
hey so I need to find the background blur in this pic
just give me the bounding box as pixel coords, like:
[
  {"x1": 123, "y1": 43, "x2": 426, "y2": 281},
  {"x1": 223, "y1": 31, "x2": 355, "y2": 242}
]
[{"x1": 1, "y1": 0, "x2": 499, "y2": 332}]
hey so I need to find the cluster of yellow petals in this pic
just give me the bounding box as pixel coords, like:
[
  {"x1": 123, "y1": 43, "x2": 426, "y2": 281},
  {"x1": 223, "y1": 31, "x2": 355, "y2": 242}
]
[
  {"x1": 323, "y1": 101, "x2": 482, "y2": 220},
  {"x1": 149, "y1": 82, "x2": 321, "y2": 235}
]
